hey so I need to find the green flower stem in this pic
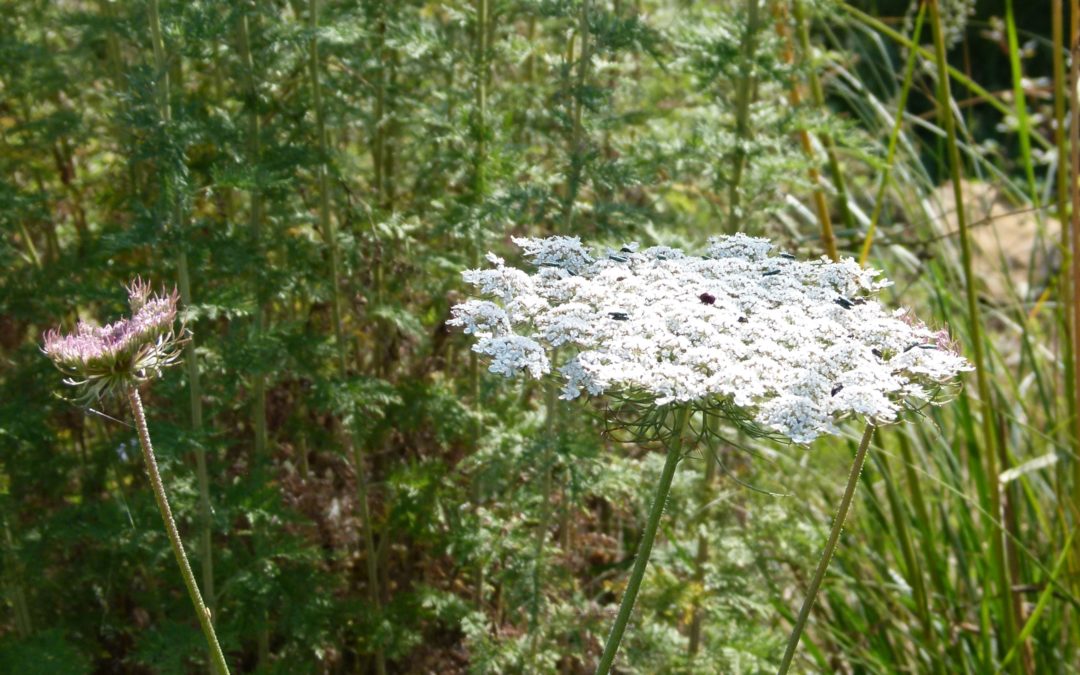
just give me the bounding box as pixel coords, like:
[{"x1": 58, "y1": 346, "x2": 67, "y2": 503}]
[
  {"x1": 777, "y1": 421, "x2": 875, "y2": 675},
  {"x1": 127, "y1": 387, "x2": 229, "y2": 675},
  {"x1": 595, "y1": 405, "x2": 690, "y2": 675}
]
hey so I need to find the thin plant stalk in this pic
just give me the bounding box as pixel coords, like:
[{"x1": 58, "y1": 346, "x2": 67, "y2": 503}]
[
  {"x1": 1052, "y1": 0, "x2": 1077, "y2": 467},
  {"x1": 236, "y1": 5, "x2": 273, "y2": 663},
  {"x1": 563, "y1": 0, "x2": 590, "y2": 231},
  {"x1": 469, "y1": 0, "x2": 491, "y2": 609},
  {"x1": 839, "y1": 2, "x2": 1052, "y2": 151},
  {"x1": 928, "y1": 0, "x2": 1020, "y2": 667},
  {"x1": 595, "y1": 406, "x2": 691, "y2": 675},
  {"x1": 687, "y1": 415, "x2": 718, "y2": 657},
  {"x1": 147, "y1": 0, "x2": 215, "y2": 614},
  {"x1": 1067, "y1": 0, "x2": 1080, "y2": 599},
  {"x1": 308, "y1": 2, "x2": 385, "y2": 673},
  {"x1": 127, "y1": 387, "x2": 229, "y2": 675},
  {"x1": 237, "y1": 1, "x2": 268, "y2": 462},
  {"x1": 528, "y1": 361, "x2": 560, "y2": 658},
  {"x1": 858, "y1": 2, "x2": 926, "y2": 266},
  {"x1": 775, "y1": 0, "x2": 837, "y2": 260},
  {"x1": 729, "y1": 0, "x2": 761, "y2": 232},
  {"x1": 777, "y1": 422, "x2": 875, "y2": 675},
  {"x1": 793, "y1": 0, "x2": 855, "y2": 234},
  {"x1": 1, "y1": 517, "x2": 31, "y2": 638}
]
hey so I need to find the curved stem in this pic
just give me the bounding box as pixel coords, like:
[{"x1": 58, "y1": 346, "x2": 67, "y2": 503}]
[
  {"x1": 595, "y1": 406, "x2": 690, "y2": 675},
  {"x1": 127, "y1": 387, "x2": 229, "y2": 675},
  {"x1": 777, "y1": 422, "x2": 875, "y2": 675}
]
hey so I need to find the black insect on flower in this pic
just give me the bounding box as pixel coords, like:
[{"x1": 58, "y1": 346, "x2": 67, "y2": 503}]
[
  {"x1": 738, "y1": 316, "x2": 748, "y2": 323},
  {"x1": 699, "y1": 292, "x2": 716, "y2": 305},
  {"x1": 872, "y1": 348, "x2": 883, "y2": 358},
  {"x1": 609, "y1": 312, "x2": 630, "y2": 321},
  {"x1": 619, "y1": 246, "x2": 634, "y2": 253},
  {"x1": 852, "y1": 298, "x2": 867, "y2": 305},
  {"x1": 779, "y1": 252, "x2": 796, "y2": 260},
  {"x1": 831, "y1": 384, "x2": 844, "y2": 396},
  {"x1": 609, "y1": 254, "x2": 629, "y2": 263},
  {"x1": 835, "y1": 297, "x2": 854, "y2": 310},
  {"x1": 762, "y1": 269, "x2": 781, "y2": 277}
]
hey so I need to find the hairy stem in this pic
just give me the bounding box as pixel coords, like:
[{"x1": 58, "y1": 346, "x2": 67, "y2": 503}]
[
  {"x1": 777, "y1": 422, "x2": 875, "y2": 675},
  {"x1": 127, "y1": 387, "x2": 229, "y2": 675},
  {"x1": 595, "y1": 406, "x2": 690, "y2": 675}
]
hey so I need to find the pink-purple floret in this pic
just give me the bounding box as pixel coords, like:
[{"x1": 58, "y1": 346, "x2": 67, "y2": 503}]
[{"x1": 42, "y1": 279, "x2": 184, "y2": 396}]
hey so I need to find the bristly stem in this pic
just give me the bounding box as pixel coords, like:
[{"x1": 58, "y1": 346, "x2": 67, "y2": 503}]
[
  {"x1": 777, "y1": 422, "x2": 875, "y2": 675},
  {"x1": 147, "y1": 0, "x2": 214, "y2": 615},
  {"x1": 127, "y1": 387, "x2": 229, "y2": 675},
  {"x1": 595, "y1": 406, "x2": 690, "y2": 675}
]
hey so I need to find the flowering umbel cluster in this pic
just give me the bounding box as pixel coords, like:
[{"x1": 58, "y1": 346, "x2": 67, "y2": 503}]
[
  {"x1": 42, "y1": 278, "x2": 187, "y2": 402},
  {"x1": 450, "y1": 235, "x2": 971, "y2": 443}
]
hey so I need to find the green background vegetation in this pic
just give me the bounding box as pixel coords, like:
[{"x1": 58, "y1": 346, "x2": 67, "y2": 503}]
[{"x1": 1, "y1": 0, "x2": 1078, "y2": 672}]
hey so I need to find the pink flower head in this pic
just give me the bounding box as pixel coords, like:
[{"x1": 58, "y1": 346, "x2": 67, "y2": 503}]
[{"x1": 42, "y1": 278, "x2": 187, "y2": 401}]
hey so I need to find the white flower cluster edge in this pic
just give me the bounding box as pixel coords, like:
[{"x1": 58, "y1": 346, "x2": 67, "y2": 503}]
[{"x1": 450, "y1": 234, "x2": 971, "y2": 444}]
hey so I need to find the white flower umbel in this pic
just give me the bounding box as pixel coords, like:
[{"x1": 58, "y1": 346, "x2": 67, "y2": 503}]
[
  {"x1": 451, "y1": 234, "x2": 970, "y2": 444},
  {"x1": 453, "y1": 235, "x2": 972, "y2": 674}
]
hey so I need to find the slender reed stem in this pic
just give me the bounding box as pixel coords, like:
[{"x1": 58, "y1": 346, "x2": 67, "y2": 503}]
[
  {"x1": 1067, "y1": 0, "x2": 1080, "y2": 600},
  {"x1": 775, "y1": 0, "x2": 837, "y2": 260},
  {"x1": 858, "y1": 2, "x2": 925, "y2": 266},
  {"x1": 127, "y1": 387, "x2": 229, "y2": 675},
  {"x1": 1053, "y1": 0, "x2": 1076, "y2": 466},
  {"x1": 595, "y1": 406, "x2": 690, "y2": 675},
  {"x1": 928, "y1": 0, "x2": 1019, "y2": 666},
  {"x1": 793, "y1": 0, "x2": 854, "y2": 234},
  {"x1": 777, "y1": 422, "x2": 875, "y2": 675},
  {"x1": 308, "y1": 2, "x2": 385, "y2": 673},
  {"x1": 148, "y1": 0, "x2": 214, "y2": 614}
]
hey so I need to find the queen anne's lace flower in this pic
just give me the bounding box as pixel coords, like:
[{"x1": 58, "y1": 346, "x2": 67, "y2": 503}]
[
  {"x1": 43, "y1": 278, "x2": 187, "y2": 401},
  {"x1": 451, "y1": 234, "x2": 972, "y2": 444}
]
